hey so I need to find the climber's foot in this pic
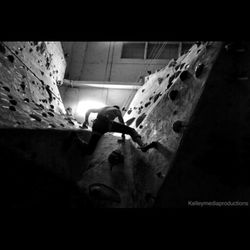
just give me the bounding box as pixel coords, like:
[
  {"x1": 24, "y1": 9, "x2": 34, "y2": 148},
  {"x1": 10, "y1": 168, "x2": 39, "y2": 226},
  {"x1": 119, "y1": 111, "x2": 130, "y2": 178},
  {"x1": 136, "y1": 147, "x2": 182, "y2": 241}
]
[
  {"x1": 117, "y1": 138, "x2": 126, "y2": 143},
  {"x1": 139, "y1": 141, "x2": 158, "y2": 152}
]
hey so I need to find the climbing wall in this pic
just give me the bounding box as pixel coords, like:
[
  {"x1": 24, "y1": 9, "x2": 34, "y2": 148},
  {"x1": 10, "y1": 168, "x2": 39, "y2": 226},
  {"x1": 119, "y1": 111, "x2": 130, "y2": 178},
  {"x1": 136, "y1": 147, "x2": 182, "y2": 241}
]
[
  {"x1": 155, "y1": 41, "x2": 250, "y2": 207},
  {"x1": 0, "y1": 42, "x2": 81, "y2": 129},
  {"x1": 76, "y1": 42, "x2": 223, "y2": 207}
]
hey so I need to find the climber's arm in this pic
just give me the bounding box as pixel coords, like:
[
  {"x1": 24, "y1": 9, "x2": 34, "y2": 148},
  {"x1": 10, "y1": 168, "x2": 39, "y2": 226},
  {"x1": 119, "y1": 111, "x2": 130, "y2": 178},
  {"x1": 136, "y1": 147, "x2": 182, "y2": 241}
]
[
  {"x1": 117, "y1": 110, "x2": 125, "y2": 125},
  {"x1": 117, "y1": 110, "x2": 126, "y2": 140},
  {"x1": 83, "y1": 108, "x2": 101, "y2": 126}
]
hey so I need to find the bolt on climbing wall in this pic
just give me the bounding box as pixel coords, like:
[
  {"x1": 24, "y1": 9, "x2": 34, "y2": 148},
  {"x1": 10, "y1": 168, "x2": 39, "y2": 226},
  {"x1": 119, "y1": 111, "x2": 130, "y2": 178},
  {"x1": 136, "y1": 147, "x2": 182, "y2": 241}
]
[{"x1": 0, "y1": 41, "x2": 81, "y2": 129}]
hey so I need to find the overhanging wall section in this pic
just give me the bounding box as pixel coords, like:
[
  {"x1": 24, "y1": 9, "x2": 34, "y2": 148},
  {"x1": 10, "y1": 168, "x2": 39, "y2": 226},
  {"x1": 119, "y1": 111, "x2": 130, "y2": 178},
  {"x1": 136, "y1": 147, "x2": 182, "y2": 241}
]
[{"x1": 0, "y1": 41, "x2": 81, "y2": 129}]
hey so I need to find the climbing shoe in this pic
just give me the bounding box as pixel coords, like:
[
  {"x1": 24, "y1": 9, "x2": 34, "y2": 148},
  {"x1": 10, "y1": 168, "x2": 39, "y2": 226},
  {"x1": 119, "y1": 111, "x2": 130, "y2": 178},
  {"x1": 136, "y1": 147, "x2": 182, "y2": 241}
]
[{"x1": 139, "y1": 141, "x2": 158, "y2": 152}]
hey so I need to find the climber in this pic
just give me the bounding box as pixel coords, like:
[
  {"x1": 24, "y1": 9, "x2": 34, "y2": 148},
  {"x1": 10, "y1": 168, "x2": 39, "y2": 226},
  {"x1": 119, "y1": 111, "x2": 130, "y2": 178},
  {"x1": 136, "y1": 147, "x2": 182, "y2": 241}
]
[{"x1": 81, "y1": 105, "x2": 147, "y2": 154}]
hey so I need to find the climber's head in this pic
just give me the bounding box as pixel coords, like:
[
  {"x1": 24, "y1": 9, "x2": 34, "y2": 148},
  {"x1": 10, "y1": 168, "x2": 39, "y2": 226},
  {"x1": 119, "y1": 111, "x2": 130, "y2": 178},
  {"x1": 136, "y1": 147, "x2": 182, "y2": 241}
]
[{"x1": 113, "y1": 105, "x2": 120, "y2": 110}]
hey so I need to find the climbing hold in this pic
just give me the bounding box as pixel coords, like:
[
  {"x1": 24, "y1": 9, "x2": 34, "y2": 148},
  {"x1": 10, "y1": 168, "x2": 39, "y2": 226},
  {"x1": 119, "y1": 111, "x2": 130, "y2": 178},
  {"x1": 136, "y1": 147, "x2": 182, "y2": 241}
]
[
  {"x1": 56, "y1": 80, "x2": 62, "y2": 86},
  {"x1": 158, "y1": 77, "x2": 164, "y2": 85},
  {"x1": 153, "y1": 93, "x2": 161, "y2": 103},
  {"x1": 47, "y1": 111, "x2": 54, "y2": 117},
  {"x1": 30, "y1": 114, "x2": 42, "y2": 122},
  {"x1": 174, "y1": 70, "x2": 182, "y2": 79},
  {"x1": 175, "y1": 65, "x2": 180, "y2": 71},
  {"x1": 169, "y1": 90, "x2": 179, "y2": 101},
  {"x1": 179, "y1": 63, "x2": 185, "y2": 70},
  {"x1": 173, "y1": 120, "x2": 185, "y2": 133},
  {"x1": 195, "y1": 63, "x2": 205, "y2": 78},
  {"x1": 23, "y1": 98, "x2": 29, "y2": 103},
  {"x1": 38, "y1": 104, "x2": 45, "y2": 109},
  {"x1": 39, "y1": 42, "x2": 46, "y2": 54},
  {"x1": 108, "y1": 149, "x2": 124, "y2": 166},
  {"x1": 180, "y1": 70, "x2": 190, "y2": 81},
  {"x1": 45, "y1": 85, "x2": 53, "y2": 102},
  {"x1": 67, "y1": 119, "x2": 74, "y2": 125},
  {"x1": 20, "y1": 82, "x2": 25, "y2": 91},
  {"x1": 135, "y1": 113, "x2": 146, "y2": 128},
  {"x1": 48, "y1": 124, "x2": 56, "y2": 128},
  {"x1": 125, "y1": 117, "x2": 135, "y2": 126},
  {"x1": 7, "y1": 55, "x2": 15, "y2": 63},
  {"x1": 9, "y1": 99, "x2": 17, "y2": 106},
  {"x1": 167, "y1": 74, "x2": 175, "y2": 89},
  {"x1": 127, "y1": 109, "x2": 132, "y2": 115},
  {"x1": 9, "y1": 106, "x2": 16, "y2": 111},
  {"x1": 0, "y1": 43, "x2": 6, "y2": 54},
  {"x1": 3, "y1": 86, "x2": 10, "y2": 92},
  {"x1": 144, "y1": 102, "x2": 151, "y2": 108},
  {"x1": 88, "y1": 183, "x2": 121, "y2": 203},
  {"x1": 42, "y1": 112, "x2": 47, "y2": 117}
]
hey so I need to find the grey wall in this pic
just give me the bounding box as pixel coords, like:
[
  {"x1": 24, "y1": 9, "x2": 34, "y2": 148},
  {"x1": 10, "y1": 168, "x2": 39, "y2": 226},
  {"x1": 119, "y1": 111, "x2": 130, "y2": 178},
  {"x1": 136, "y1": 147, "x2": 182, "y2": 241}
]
[{"x1": 62, "y1": 42, "x2": 88, "y2": 80}]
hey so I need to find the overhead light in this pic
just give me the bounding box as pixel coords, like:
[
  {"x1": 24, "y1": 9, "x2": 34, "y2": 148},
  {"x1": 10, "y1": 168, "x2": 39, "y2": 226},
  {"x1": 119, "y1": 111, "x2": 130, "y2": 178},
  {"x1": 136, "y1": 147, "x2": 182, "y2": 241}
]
[{"x1": 76, "y1": 100, "x2": 106, "y2": 123}]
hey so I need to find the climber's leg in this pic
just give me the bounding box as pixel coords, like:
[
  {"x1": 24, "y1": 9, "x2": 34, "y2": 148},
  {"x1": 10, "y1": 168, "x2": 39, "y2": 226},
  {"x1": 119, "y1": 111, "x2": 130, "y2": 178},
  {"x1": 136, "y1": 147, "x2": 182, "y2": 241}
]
[
  {"x1": 86, "y1": 118, "x2": 109, "y2": 154},
  {"x1": 139, "y1": 141, "x2": 158, "y2": 152},
  {"x1": 109, "y1": 121, "x2": 146, "y2": 147},
  {"x1": 86, "y1": 131, "x2": 103, "y2": 154}
]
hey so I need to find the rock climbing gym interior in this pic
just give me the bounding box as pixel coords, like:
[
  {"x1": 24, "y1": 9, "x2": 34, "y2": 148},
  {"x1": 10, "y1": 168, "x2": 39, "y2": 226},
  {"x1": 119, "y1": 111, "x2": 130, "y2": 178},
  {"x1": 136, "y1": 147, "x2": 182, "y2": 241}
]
[{"x1": 1, "y1": 41, "x2": 249, "y2": 208}]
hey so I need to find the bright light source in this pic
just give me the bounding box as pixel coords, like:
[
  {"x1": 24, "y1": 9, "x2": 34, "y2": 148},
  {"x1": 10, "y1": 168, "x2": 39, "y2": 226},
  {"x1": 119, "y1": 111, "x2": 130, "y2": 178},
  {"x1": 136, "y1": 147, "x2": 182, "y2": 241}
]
[{"x1": 76, "y1": 100, "x2": 106, "y2": 124}]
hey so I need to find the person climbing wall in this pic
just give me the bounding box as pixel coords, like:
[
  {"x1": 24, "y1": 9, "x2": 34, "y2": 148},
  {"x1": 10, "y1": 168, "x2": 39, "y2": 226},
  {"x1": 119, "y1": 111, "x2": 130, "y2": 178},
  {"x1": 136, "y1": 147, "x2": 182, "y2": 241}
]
[{"x1": 81, "y1": 105, "x2": 147, "y2": 154}]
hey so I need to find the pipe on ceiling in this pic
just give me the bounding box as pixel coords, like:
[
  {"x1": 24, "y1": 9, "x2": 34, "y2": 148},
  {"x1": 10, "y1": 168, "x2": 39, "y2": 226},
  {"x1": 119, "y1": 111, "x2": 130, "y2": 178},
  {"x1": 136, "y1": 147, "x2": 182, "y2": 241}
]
[{"x1": 63, "y1": 79, "x2": 141, "y2": 90}]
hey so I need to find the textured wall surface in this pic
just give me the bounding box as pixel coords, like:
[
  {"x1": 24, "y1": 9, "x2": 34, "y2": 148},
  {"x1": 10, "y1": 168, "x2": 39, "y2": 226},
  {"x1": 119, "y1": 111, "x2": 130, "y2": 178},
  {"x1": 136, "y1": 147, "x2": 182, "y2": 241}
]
[
  {"x1": 155, "y1": 41, "x2": 250, "y2": 207},
  {"x1": 0, "y1": 42, "x2": 81, "y2": 129},
  {"x1": 76, "y1": 42, "x2": 223, "y2": 207},
  {"x1": 3, "y1": 41, "x2": 247, "y2": 208},
  {"x1": 0, "y1": 41, "x2": 90, "y2": 207}
]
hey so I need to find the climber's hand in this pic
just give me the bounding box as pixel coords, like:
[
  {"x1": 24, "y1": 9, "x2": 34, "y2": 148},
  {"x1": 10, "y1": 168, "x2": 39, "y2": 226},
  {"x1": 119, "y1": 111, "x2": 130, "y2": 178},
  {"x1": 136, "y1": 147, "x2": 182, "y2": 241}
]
[
  {"x1": 81, "y1": 122, "x2": 88, "y2": 129},
  {"x1": 117, "y1": 134, "x2": 126, "y2": 144}
]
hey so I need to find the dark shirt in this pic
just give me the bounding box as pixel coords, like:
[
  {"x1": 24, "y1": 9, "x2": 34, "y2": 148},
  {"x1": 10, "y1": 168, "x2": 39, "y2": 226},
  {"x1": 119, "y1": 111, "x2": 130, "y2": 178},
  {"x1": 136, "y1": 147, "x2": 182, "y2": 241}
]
[{"x1": 85, "y1": 106, "x2": 124, "y2": 125}]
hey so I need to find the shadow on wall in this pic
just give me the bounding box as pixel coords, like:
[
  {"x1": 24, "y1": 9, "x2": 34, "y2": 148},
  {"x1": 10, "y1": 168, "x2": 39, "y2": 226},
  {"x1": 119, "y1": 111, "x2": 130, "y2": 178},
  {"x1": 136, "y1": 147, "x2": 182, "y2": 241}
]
[{"x1": 3, "y1": 145, "x2": 93, "y2": 208}]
